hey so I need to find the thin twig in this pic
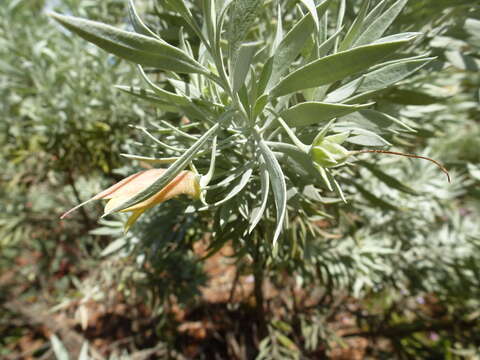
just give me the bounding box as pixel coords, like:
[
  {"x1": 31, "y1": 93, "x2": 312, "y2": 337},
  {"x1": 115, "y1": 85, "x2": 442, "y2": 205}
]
[
  {"x1": 67, "y1": 168, "x2": 92, "y2": 227},
  {"x1": 355, "y1": 149, "x2": 451, "y2": 183}
]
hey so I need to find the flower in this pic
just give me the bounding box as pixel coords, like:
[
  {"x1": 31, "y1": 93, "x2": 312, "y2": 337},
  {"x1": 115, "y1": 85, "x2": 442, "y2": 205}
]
[{"x1": 61, "y1": 169, "x2": 201, "y2": 231}]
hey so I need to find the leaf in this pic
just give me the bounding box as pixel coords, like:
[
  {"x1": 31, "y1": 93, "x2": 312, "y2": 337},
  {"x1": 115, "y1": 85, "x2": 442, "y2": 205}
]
[
  {"x1": 356, "y1": 57, "x2": 433, "y2": 93},
  {"x1": 232, "y1": 42, "x2": 258, "y2": 92},
  {"x1": 227, "y1": 0, "x2": 262, "y2": 59},
  {"x1": 346, "y1": 129, "x2": 390, "y2": 146},
  {"x1": 272, "y1": 3, "x2": 283, "y2": 52},
  {"x1": 137, "y1": 66, "x2": 190, "y2": 105},
  {"x1": 465, "y1": 18, "x2": 480, "y2": 38},
  {"x1": 128, "y1": 0, "x2": 159, "y2": 38},
  {"x1": 50, "y1": 12, "x2": 207, "y2": 74},
  {"x1": 168, "y1": 78, "x2": 201, "y2": 98},
  {"x1": 384, "y1": 88, "x2": 441, "y2": 105},
  {"x1": 318, "y1": 25, "x2": 344, "y2": 57},
  {"x1": 338, "y1": 0, "x2": 370, "y2": 51},
  {"x1": 249, "y1": 163, "x2": 270, "y2": 233},
  {"x1": 359, "y1": 109, "x2": 414, "y2": 132},
  {"x1": 299, "y1": 0, "x2": 319, "y2": 32},
  {"x1": 106, "y1": 111, "x2": 235, "y2": 215},
  {"x1": 269, "y1": 142, "x2": 323, "y2": 184},
  {"x1": 268, "y1": 0, "x2": 332, "y2": 89},
  {"x1": 115, "y1": 86, "x2": 179, "y2": 112},
  {"x1": 280, "y1": 102, "x2": 373, "y2": 127},
  {"x1": 203, "y1": 0, "x2": 217, "y2": 44},
  {"x1": 90, "y1": 226, "x2": 123, "y2": 236},
  {"x1": 270, "y1": 35, "x2": 416, "y2": 97},
  {"x1": 468, "y1": 163, "x2": 480, "y2": 182},
  {"x1": 358, "y1": 161, "x2": 418, "y2": 195},
  {"x1": 324, "y1": 77, "x2": 364, "y2": 103},
  {"x1": 78, "y1": 342, "x2": 89, "y2": 360},
  {"x1": 165, "y1": 0, "x2": 193, "y2": 20},
  {"x1": 333, "y1": 0, "x2": 346, "y2": 51},
  {"x1": 200, "y1": 168, "x2": 253, "y2": 210},
  {"x1": 100, "y1": 237, "x2": 128, "y2": 257},
  {"x1": 253, "y1": 94, "x2": 269, "y2": 119},
  {"x1": 257, "y1": 57, "x2": 274, "y2": 95},
  {"x1": 445, "y1": 51, "x2": 480, "y2": 71},
  {"x1": 164, "y1": 0, "x2": 202, "y2": 38},
  {"x1": 362, "y1": 0, "x2": 389, "y2": 29},
  {"x1": 115, "y1": 85, "x2": 207, "y2": 120},
  {"x1": 50, "y1": 335, "x2": 70, "y2": 360},
  {"x1": 335, "y1": 110, "x2": 406, "y2": 134},
  {"x1": 349, "y1": 180, "x2": 399, "y2": 211},
  {"x1": 354, "y1": 0, "x2": 408, "y2": 47},
  {"x1": 259, "y1": 139, "x2": 287, "y2": 248}
]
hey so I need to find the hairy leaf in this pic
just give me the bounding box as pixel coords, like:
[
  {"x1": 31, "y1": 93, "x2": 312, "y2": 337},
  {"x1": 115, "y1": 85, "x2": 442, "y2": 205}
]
[
  {"x1": 271, "y1": 34, "x2": 417, "y2": 97},
  {"x1": 280, "y1": 102, "x2": 373, "y2": 127},
  {"x1": 50, "y1": 12, "x2": 207, "y2": 74}
]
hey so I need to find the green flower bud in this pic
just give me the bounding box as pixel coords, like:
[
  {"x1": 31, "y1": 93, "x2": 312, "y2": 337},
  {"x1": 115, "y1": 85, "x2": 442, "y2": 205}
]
[{"x1": 309, "y1": 132, "x2": 350, "y2": 168}]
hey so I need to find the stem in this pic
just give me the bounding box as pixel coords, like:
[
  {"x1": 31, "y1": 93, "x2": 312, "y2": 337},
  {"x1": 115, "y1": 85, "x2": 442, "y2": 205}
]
[
  {"x1": 266, "y1": 108, "x2": 310, "y2": 153},
  {"x1": 253, "y1": 230, "x2": 268, "y2": 339},
  {"x1": 66, "y1": 169, "x2": 92, "y2": 228},
  {"x1": 354, "y1": 149, "x2": 451, "y2": 183}
]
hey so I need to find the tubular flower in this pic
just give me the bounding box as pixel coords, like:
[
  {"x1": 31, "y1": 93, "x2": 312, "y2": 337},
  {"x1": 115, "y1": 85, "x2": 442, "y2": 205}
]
[{"x1": 61, "y1": 169, "x2": 201, "y2": 231}]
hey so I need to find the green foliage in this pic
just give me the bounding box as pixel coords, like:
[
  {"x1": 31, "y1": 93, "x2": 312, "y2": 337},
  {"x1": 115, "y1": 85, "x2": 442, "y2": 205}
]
[
  {"x1": 0, "y1": 1, "x2": 142, "y2": 175},
  {"x1": 2, "y1": 0, "x2": 480, "y2": 358}
]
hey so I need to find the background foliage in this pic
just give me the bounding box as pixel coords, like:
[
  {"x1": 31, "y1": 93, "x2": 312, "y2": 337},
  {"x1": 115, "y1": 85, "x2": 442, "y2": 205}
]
[{"x1": 1, "y1": 0, "x2": 479, "y2": 359}]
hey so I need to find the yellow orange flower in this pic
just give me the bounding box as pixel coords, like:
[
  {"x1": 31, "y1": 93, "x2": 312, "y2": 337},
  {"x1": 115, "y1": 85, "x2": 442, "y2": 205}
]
[{"x1": 61, "y1": 169, "x2": 201, "y2": 231}]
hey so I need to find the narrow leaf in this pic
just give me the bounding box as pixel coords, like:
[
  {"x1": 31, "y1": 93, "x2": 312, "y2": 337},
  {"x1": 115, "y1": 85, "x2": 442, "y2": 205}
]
[
  {"x1": 324, "y1": 77, "x2": 364, "y2": 103},
  {"x1": 271, "y1": 35, "x2": 416, "y2": 97},
  {"x1": 347, "y1": 129, "x2": 390, "y2": 146},
  {"x1": 259, "y1": 140, "x2": 287, "y2": 248},
  {"x1": 200, "y1": 168, "x2": 253, "y2": 210},
  {"x1": 280, "y1": 102, "x2": 372, "y2": 127},
  {"x1": 115, "y1": 86, "x2": 179, "y2": 112},
  {"x1": 101, "y1": 237, "x2": 128, "y2": 257},
  {"x1": 128, "y1": 0, "x2": 159, "y2": 38},
  {"x1": 253, "y1": 94, "x2": 269, "y2": 119},
  {"x1": 334, "y1": 0, "x2": 346, "y2": 51},
  {"x1": 272, "y1": 3, "x2": 283, "y2": 52},
  {"x1": 338, "y1": 0, "x2": 370, "y2": 51},
  {"x1": 50, "y1": 12, "x2": 207, "y2": 74},
  {"x1": 267, "y1": 142, "x2": 323, "y2": 184},
  {"x1": 203, "y1": 0, "x2": 217, "y2": 43},
  {"x1": 354, "y1": 0, "x2": 408, "y2": 47},
  {"x1": 318, "y1": 25, "x2": 344, "y2": 57},
  {"x1": 249, "y1": 163, "x2": 270, "y2": 233},
  {"x1": 345, "y1": 179, "x2": 399, "y2": 211},
  {"x1": 79, "y1": 342, "x2": 90, "y2": 360},
  {"x1": 299, "y1": 0, "x2": 319, "y2": 32},
  {"x1": 357, "y1": 58, "x2": 433, "y2": 93},
  {"x1": 137, "y1": 66, "x2": 190, "y2": 105},
  {"x1": 165, "y1": 0, "x2": 201, "y2": 38},
  {"x1": 168, "y1": 78, "x2": 201, "y2": 98},
  {"x1": 268, "y1": 0, "x2": 332, "y2": 89},
  {"x1": 50, "y1": 335, "x2": 70, "y2": 360},
  {"x1": 228, "y1": 0, "x2": 262, "y2": 59},
  {"x1": 359, "y1": 161, "x2": 418, "y2": 195},
  {"x1": 232, "y1": 42, "x2": 258, "y2": 92}
]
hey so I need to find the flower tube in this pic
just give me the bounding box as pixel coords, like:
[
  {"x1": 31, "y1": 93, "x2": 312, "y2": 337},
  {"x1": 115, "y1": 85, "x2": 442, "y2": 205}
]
[{"x1": 61, "y1": 169, "x2": 201, "y2": 231}]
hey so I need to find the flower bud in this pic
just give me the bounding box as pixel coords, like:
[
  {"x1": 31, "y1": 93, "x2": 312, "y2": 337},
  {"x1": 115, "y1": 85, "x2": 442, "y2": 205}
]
[{"x1": 309, "y1": 132, "x2": 350, "y2": 168}]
